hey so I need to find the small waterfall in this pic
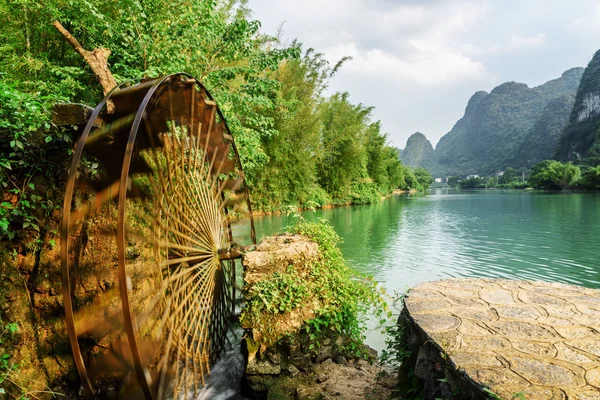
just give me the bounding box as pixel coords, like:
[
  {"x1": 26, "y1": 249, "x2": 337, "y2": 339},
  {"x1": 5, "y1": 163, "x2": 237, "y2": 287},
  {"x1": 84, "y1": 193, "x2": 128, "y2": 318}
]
[{"x1": 189, "y1": 298, "x2": 247, "y2": 400}]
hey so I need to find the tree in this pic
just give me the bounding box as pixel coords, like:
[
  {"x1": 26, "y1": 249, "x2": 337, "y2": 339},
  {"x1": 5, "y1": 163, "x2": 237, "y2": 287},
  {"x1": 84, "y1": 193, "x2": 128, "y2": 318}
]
[
  {"x1": 499, "y1": 167, "x2": 517, "y2": 184},
  {"x1": 578, "y1": 165, "x2": 600, "y2": 189},
  {"x1": 316, "y1": 92, "x2": 372, "y2": 198},
  {"x1": 404, "y1": 168, "x2": 419, "y2": 190},
  {"x1": 413, "y1": 168, "x2": 433, "y2": 191},
  {"x1": 447, "y1": 176, "x2": 460, "y2": 187},
  {"x1": 529, "y1": 160, "x2": 580, "y2": 190},
  {"x1": 251, "y1": 50, "x2": 326, "y2": 210},
  {"x1": 459, "y1": 177, "x2": 485, "y2": 189}
]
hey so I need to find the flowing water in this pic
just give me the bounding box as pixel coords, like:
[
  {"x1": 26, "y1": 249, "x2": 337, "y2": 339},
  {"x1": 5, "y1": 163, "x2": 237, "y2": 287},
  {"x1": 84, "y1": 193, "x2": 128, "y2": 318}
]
[{"x1": 235, "y1": 189, "x2": 600, "y2": 352}]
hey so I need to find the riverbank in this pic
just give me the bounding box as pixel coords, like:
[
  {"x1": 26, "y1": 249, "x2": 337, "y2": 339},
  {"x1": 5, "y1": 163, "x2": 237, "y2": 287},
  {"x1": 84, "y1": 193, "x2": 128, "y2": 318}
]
[
  {"x1": 250, "y1": 188, "x2": 419, "y2": 218},
  {"x1": 240, "y1": 222, "x2": 398, "y2": 399}
]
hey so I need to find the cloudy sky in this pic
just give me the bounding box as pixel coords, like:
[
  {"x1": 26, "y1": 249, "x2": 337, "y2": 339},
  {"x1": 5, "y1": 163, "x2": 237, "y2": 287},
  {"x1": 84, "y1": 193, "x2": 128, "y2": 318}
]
[{"x1": 248, "y1": 0, "x2": 600, "y2": 149}]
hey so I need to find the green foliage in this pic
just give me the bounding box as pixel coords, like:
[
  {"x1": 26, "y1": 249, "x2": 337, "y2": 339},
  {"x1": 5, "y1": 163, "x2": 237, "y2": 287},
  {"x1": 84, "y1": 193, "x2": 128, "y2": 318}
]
[
  {"x1": 459, "y1": 177, "x2": 486, "y2": 189},
  {"x1": 499, "y1": 167, "x2": 518, "y2": 184},
  {"x1": 0, "y1": 81, "x2": 70, "y2": 240},
  {"x1": 529, "y1": 160, "x2": 580, "y2": 190},
  {"x1": 505, "y1": 181, "x2": 529, "y2": 189},
  {"x1": 578, "y1": 165, "x2": 600, "y2": 189},
  {"x1": 447, "y1": 176, "x2": 459, "y2": 187},
  {"x1": 403, "y1": 168, "x2": 419, "y2": 190},
  {"x1": 0, "y1": 0, "x2": 413, "y2": 220},
  {"x1": 0, "y1": 321, "x2": 24, "y2": 398},
  {"x1": 316, "y1": 92, "x2": 371, "y2": 198},
  {"x1": 251, "y1": 51, "x2": 408, "y2": 211},
  {"x1": 0, "y1": 0, "x2": 300, "y2": 206},
  {"x1": 251, "y1": 50, "x2": 329, "y2": 211},
  {"x1": 289, "y1": 219, "x2": 390, "y2": 354},
  {"x1": 241, "y1": 219, "x2": 389, "y2": 355},
  {"x1": 413, "y1": 168, "x2": 433, "y2": 191},
  {"x1": 379, "y1": 317, "x2": 409, "y2": 368}
]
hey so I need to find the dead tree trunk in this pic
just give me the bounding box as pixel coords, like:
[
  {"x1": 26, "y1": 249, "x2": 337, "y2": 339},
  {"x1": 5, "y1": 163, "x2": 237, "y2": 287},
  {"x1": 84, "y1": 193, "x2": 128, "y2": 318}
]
[{"x1": 53, "y1": 20, "x2": 117, "y2": 111}]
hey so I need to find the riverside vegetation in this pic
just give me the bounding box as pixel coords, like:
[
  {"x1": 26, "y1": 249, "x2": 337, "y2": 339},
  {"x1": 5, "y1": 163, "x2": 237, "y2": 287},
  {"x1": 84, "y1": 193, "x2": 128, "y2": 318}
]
[{"x1": 446, "y1": 161, "x2": 600, "y2": 190}]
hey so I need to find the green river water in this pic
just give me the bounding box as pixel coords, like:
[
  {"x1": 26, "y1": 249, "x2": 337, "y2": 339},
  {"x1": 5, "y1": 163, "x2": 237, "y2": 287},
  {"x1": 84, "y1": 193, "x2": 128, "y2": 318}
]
[{"x1": 236, "y1": 189, "x2": 600, "y2": 351}]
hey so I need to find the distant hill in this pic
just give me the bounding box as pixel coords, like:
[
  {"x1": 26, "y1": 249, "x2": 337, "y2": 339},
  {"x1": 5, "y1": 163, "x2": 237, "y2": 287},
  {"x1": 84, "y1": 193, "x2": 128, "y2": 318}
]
[
  {"x1": 435, "y1": 68, "x2": 584, "y2": 176},
  {"x1": 555, "y1": 50, "x2": 600, "y2": 165},
  {"x1": 514, "y1": 94, "x2": 576, "y2": 168},
  {"x1": 399, "y1": 132, "x2": 437, "y2": 172}
]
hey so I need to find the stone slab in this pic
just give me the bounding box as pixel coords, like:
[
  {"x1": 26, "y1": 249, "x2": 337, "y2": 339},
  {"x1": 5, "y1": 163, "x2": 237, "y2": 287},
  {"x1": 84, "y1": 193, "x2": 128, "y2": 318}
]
[{"x1": 404, "y1": 278, "x2": 600, "y2": 399}]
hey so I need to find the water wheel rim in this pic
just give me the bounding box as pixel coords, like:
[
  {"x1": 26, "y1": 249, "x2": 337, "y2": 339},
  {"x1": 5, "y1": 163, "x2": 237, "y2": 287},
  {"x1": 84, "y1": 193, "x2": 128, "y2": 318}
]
[{"x1": 60, "y1": 81, "x2": 131, "y2": 396}]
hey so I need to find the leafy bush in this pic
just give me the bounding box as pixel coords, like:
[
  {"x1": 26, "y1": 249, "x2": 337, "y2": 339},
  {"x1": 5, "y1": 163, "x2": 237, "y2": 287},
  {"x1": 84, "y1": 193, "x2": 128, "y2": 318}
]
[
  {"x1": 576, "y1": 165, "x2": 600, "y2": 189},
  {"x1": 0, "y1": 81, "x2": 71, "y2": 240},
  {"x1": 459, "y1": 177, "x2": 486, "y2": 189},
  {"x1": 413, "y1": 168, "x2": 433, "y2": 190},
  {"x1": 349, "y1": 180, "x2": 381, "y2": 205},
  {"x1": 242, "y1": 219, "x2": 389, "y2": 355},
  {"x1": 529, "y1": 160, "x2": 580, "y2": 190}
]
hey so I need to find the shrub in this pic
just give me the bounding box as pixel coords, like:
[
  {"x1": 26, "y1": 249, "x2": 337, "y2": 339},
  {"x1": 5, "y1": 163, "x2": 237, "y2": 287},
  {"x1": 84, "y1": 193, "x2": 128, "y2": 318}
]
[{"x1": 241, "y1": 219, "x2": 389, "y2": 356}]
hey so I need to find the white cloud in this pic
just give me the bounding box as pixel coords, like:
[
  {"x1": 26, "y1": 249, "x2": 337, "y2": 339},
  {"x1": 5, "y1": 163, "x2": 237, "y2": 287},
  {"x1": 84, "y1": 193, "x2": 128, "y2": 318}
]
[
  {"x1": 253, "y1": 0, "x2": 494, "y2": 87},
  {"x1": 462, "y1": 33, "x2": 546, "y2": 55},
  {"x1": 325, "y1": 43, "x2": 487, "y2": 86},
  {"x1": 567, "y1": 4, "x2": 600, "y2": 39}
]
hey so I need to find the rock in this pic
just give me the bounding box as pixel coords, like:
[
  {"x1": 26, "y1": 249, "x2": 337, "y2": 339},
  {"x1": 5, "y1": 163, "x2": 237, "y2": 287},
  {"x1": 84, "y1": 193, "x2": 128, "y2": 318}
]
[
  {"x1": 315, "y1": 344, "x2": 334, "y2": 363},
  {"x1": 291, "y1": 354, "x2": 311, "y2": 372},
  {"x1": 296, "y1": 385, "x2": 321, "y2": 399},
  {"x1": 363, "y1": 344, "x2": 378, "y2": 361},
  {"x1": 266, "y1": 350, "x2": 281, "y2": 365},
  {"x1": 246, "y1": 360, "x2": 281, "y2": 375},
  {"x1": 286, "y1": 364, "x2": 300, "y2": 377},
  {"x1": 316, "y1": 373, "x2": 328, "y2": 383},
  {"x1": 333, "y1": 355, "x2": 348, "y2": 366}
]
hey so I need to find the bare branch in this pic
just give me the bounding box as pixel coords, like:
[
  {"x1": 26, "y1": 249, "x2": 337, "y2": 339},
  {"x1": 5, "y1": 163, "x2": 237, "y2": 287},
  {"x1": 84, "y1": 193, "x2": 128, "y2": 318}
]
[{"x1": 53, "y1": 20, "x2": 118, "y2": 106}]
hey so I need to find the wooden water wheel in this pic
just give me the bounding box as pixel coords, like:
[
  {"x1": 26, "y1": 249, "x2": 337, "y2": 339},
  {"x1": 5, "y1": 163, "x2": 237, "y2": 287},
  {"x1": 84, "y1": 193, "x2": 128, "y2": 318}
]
[{"x1": 60, "y1": 73, "x2": 256, "y2": 398}]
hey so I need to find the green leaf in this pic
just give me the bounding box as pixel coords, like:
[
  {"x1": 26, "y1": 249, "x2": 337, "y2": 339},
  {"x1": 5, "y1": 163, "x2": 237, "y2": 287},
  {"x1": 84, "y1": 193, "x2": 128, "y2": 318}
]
[{"x1": 45, "y1": 135, "x2": 53, "y2": 143}]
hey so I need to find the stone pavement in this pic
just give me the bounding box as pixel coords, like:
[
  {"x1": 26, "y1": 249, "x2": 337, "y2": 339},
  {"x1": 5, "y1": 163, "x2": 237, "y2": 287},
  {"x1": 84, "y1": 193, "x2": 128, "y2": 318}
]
[{"x1": 404, "y1": 278, "x2": 600, "y2": 399}]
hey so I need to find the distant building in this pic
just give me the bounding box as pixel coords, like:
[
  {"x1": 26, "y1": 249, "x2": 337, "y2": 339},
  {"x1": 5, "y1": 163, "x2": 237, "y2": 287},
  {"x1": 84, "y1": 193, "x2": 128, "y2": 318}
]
[
  {"x1": 466, "y1": 174, "x2": 480, "y2": 179},
  {"x1": 435, "y1": 177, "x2": 442, "y2": 183},
  {"x1": 495, "y1": 171, "x2": 504, "y2": 177}
]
